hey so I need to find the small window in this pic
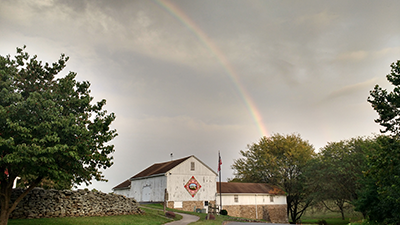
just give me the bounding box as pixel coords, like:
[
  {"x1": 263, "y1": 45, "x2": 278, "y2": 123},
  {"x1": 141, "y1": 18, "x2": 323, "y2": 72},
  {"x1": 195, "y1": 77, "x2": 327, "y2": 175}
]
[
  {"x1": 191, "y1": 162, "x2": 195, "y2": 171},
  {"x1": 204, "y1": 201, "x2": 209, "y2": 206},
  {"x1": 270, "y1": 195, "x2": 274, "y2": 202},
  {"x1": 234, "y1": 195, "x2": 239, "y2": 203}
]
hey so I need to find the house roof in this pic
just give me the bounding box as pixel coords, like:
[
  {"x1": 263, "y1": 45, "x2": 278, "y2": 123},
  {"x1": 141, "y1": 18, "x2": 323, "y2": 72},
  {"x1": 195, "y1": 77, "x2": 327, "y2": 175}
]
[
  {"x1": 131, "y1": 156, "x2": 192, "y2": 179},
  {"x1": 113, "y1": 180, "x2": 130, "y2": 190},
  {"x1": 217, "y1": 182, "x2": 285, "y2": 195}
]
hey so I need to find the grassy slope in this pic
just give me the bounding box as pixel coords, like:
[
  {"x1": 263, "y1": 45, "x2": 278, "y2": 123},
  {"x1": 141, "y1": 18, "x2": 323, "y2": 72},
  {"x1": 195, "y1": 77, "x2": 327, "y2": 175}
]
[
  {"x1": 8, "y1": 207, "x2": 181, "y2": 225},
  {"x1": 7, "y1": 203, "x2": 364, "y2": 225}
]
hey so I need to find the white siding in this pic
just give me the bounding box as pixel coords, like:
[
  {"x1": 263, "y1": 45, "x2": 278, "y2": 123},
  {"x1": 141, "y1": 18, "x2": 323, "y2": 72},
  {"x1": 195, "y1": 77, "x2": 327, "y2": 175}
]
[
  {"x1": 113, "y1": 188, "x2": 131, "y2": 197},
  {"x1": 217, "y1": 194, "x2": 286, "y2": 206},
  {"x1": 167, "y1": 156, "x2": 217, "y2": 202},
  {"x1": 130, "y1": 176, "x2": 167, "y2": 202}
]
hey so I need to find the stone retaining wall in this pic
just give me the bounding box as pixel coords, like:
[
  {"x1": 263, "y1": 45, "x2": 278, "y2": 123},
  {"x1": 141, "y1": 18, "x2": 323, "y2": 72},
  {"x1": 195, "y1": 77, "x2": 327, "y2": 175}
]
[
  {"x1": 222, "y1": 204, "x2": 288, "y2": 223},
  {"x1": 8, "y1": 188, "x2": 142, "y2": 219}
]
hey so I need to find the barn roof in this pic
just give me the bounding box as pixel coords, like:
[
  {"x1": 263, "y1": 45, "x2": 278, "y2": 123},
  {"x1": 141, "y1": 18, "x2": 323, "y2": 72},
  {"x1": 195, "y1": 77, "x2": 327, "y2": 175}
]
[
  {"x1": 131, "y1": 156, "x2": 192, "y2": 179},
  {"x1": 113, "y1": 179, "x2": 130, "y2": 190},
  {"x1": 217, "y1": 182, "x2": 285, "y2": 195}
]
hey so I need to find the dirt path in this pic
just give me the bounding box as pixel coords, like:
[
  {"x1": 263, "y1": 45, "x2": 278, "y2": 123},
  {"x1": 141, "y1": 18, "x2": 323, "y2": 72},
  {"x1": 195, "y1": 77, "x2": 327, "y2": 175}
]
[{"x1": 163, "y1": 212, "x2": 200, "y2": 225}]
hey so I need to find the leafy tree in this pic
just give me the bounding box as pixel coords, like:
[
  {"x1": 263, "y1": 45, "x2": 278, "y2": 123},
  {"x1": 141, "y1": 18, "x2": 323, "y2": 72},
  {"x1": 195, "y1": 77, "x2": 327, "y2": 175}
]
[
  {"x1": 356, "y1": 60, "x2": 400, "y2": 224},
  {"x1": 0, "y1": 47, "x2": 117, "y2": 225},
  {"x1": 16, "y1": 176, "x2": 73, "y2": 190},
  {"x1": 306, "y1": 137, "x2": 372, "y2": 220},
  {"x1": 354, "y1": 135, "x2": 400, "y2": 224},
  {"x1": 231, "y1": 133, "x2": 315, "y2": 223},
  {"x1": 369, "y1": 60, "x2": 400, "y2": 136}
]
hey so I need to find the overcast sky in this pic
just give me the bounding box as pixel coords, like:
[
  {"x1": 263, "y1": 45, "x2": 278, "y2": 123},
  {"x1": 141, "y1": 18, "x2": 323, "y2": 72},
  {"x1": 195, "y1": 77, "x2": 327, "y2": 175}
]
[{"x1": 1, "y1": 0, "x2": 400, "y2": 193}]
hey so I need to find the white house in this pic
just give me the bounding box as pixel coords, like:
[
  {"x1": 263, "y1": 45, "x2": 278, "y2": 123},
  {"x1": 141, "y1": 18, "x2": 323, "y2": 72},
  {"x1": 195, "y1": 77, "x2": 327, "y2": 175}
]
[
  {"x1": 216, "y1": 182, "x2": 288, "y2": 222},
  {"x1": 113, "y1": 155, "x2": 288, "y2": 223}
]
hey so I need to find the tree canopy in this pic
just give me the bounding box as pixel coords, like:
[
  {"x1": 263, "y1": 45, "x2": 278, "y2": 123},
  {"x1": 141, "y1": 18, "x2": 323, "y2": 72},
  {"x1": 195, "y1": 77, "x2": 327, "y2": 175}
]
[
  {"x1": 354, "y1": 135, "x2": 400, "y2": 224},
  {"x1": 354, "y1": 60, "x2": 400, "y2": 224},
  {"x1": 368, "y1": 60, "x2": 400, "y2": 136},
  {"x1": 231, "y1": 133, "x2": 315, "y2": 223},
  {"x1": 306, "y1": 137, "x2": 373, "y2": 220},
  {"x1": 0, "y1": 47, "x2": 117, "y2": 225}
]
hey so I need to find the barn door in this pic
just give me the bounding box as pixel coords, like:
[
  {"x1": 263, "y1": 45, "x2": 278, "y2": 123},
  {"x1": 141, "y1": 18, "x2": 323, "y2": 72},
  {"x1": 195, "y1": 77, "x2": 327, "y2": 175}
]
[{"x1": 142, "y1": 186, "x2": 151, "y2": 202}]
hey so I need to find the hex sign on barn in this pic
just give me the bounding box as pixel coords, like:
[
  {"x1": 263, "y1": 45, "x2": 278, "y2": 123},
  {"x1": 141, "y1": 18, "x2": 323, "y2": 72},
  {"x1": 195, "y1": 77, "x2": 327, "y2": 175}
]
[{"x1": 184, "y1": 176, "x2": 201, "y2": 197}]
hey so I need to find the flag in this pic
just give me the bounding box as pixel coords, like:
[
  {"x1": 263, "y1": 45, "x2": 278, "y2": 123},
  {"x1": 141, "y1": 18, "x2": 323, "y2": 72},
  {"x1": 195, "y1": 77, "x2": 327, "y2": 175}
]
[{"x1": 218, "y1": 152, "x2": 222, "y2": 172}]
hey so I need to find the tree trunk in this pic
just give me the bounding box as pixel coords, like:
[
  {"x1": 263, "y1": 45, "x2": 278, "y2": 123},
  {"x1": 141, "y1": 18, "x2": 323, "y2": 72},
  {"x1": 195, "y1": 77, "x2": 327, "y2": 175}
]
[
  {"x1": 0, "y1": 205, "x2": 10, "y2": 225},
  {"x1": 0, "y1": 177, "x2": 12, "y2": 225},
  {"x1": 0, "y1": 176, "x2": 42, "y2": 225}
]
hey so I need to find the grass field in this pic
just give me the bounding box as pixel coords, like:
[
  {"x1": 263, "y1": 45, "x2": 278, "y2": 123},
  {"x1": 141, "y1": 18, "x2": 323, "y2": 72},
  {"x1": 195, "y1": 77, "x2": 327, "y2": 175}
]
[
  {"x1": 7, "y1": 203, "x2": 365, "y2": 225},
  {"x1": 298, "y1": 206, "x2": 364, "y2": 225},
  {"x1": 143, "y1": 203, "x2": 268, "y2": 225},
  {"x1": 8, "y1": 207, "x2": 181, "y2": 225}
]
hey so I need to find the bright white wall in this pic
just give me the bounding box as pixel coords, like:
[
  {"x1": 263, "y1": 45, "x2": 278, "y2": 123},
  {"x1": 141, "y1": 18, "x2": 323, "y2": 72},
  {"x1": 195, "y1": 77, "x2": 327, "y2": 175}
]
[
  {"x1": 167, "y1": 156, "x2": 217, "y2": 202},
  {"x1": 217, "y1": 194, "x2": 286, "y2": 206},
  {"x1": 130, "y1": 176, "x2": 167, "y2": 202}
]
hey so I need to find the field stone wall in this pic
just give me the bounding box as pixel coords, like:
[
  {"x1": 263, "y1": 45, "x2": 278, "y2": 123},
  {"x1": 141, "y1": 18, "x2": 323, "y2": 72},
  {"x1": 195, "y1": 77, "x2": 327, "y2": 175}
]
[
  {"x1": 222, "y1": 204, "x2": 288, "y2": 223},
  {"x1": 266, "y1": 204, "x2": 288, "y2": 223},
  {"x1": 8, "y1": 188, "x2": 142, "y2": 219}
]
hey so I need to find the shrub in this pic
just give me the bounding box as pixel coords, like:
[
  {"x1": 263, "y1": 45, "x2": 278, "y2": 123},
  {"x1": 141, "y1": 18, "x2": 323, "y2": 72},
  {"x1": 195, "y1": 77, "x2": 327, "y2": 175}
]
[
  {"x1": 206, "y1": 214, "x2": 215, "y2": 220},
  {"x1": 165, "y1": 211, "x2": 175, "y2": 219},
  {"x1": 318, "y1": 219, "x2": 327, "y2": 225},
  {"x1": 220, "y1": 209, "x2": 228, "y2": 215}
]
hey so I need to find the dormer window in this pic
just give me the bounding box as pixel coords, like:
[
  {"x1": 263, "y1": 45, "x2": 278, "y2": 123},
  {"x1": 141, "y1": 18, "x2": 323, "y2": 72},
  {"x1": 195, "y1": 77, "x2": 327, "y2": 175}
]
[{"x1": 191, "y1": 162, "x2": 195, "y2": 171}]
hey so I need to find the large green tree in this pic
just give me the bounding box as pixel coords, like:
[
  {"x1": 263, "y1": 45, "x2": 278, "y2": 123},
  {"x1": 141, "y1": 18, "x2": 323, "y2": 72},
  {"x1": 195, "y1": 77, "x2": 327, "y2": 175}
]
[
  {"x1": 369, "y1": 60, "x2": 400, "y2": 136},
  {"x1": 0, "y1": 47, "x2": 117, "y2": 225},
  {"x1": 306, "y1": 137, "x2": 372, "y2": 220},
  {"x1": 231, "y1": 133, "x2": 315, "y2": 223},
  {"x1": 356, "y1": 60, "x2": 400, "y2": 224},
  {"x1": 354, "y1": 135, "x2": 400, "y2": 224}
]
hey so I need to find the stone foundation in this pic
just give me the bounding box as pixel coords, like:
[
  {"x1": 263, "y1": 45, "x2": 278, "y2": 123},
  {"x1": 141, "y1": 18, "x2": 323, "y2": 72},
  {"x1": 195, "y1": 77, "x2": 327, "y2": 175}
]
[
  {"x1": 7, "y1": 188, "x2": 142, "y2": 219},
  {"x1": 222, "y1": 204, "x2": 287, "y2": 223},
  {"x1": 266, "y1": 204, "x2": 288, "y2": 223},
  {"x1": 167, "y1": 200, "x2": 215, "y2": 212}
]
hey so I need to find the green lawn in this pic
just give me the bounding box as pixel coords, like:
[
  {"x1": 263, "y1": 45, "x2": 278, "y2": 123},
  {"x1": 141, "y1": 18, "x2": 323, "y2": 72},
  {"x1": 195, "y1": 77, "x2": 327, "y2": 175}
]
[
  {"x1": 7, "y1": 203, "x2": 365, "y2": 225},
  {"x1": 8, "y1": 207, "x2": 181, "y2": 225},
  {"x1": 295, "y1": 208, "x2": 364, "y2": 225},
  {"x1": 143, "y1": 203, "x2": 265, "y2": 225}
]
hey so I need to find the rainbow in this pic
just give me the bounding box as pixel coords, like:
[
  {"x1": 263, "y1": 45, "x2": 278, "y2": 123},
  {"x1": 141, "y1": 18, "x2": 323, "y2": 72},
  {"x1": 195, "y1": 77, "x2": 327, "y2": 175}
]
[{"x1": 154, "y1": 0, "x2": 269, "y2": 137}]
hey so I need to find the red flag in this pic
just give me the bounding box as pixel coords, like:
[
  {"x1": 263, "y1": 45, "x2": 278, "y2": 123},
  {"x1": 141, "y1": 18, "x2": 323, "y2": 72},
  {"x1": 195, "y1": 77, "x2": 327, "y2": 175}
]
[{"x1": 218, "y1": 153, "x2": 222, "y2": 172}]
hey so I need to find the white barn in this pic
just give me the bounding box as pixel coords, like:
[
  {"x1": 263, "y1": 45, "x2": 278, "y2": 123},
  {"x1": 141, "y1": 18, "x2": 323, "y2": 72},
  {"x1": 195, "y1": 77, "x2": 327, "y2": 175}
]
[
  {"x1": 113, "y1": 155, "x2": 288, "y2": 223},
  {"x1": 113, "y1": 155, "x2": 217, "y2": 211}
]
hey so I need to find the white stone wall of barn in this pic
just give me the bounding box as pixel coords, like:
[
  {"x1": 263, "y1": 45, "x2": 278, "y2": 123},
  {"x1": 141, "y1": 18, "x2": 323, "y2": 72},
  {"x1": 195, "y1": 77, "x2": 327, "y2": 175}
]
[
  {"x1": 114, "y1": 188, "x2": 131, "y2": 197},
  {"x1": 166, "y1": 157, "x2": 217, "y2": 202},
  {"x1": 217, "y1": 194, "x2": 287, "y2": 206},
  {"x1": 130, "y1": 175, "x2": 167, "y2": 202}
]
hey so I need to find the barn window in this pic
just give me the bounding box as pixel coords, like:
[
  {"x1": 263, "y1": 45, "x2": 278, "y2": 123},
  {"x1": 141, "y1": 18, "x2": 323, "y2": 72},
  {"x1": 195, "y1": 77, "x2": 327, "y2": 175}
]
[
  {"x1": 191, "y1": 162, "x2": 195, "y2": 171},
  {"x1": 234, "y1": 195, "x2": 239, "y2": 203},
  {"x1": 270, "y1": 195, "x2": 274, "y2": 202}
]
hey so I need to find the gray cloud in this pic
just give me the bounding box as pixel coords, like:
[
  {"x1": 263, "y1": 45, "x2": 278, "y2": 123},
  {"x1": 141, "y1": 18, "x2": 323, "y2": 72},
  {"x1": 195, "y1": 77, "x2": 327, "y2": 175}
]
[{"x1": 1, "y1": 0, "x2": 399, "y2": 192}]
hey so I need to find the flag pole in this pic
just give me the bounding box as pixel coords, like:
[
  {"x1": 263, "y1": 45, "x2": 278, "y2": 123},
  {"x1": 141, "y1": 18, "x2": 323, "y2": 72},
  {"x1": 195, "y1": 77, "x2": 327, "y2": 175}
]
[{"x1": 218, "y1": 151, "x2": 222, "y2": 211}]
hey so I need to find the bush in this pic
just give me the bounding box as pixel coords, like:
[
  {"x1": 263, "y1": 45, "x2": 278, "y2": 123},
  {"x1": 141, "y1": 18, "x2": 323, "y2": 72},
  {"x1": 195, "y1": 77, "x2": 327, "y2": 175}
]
[
  {"x1": 220, "y1": 209, "x2": 228, "y2": 215},
  {"x1": 206, "y1": 214, "x2": 215, "y2": 220},
  {"x1": 165, "y1": 211, "x2": 175, "y2": 219},
  {"x1": 318, "y1": 219, "x2": 327, "y2": 225}
]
